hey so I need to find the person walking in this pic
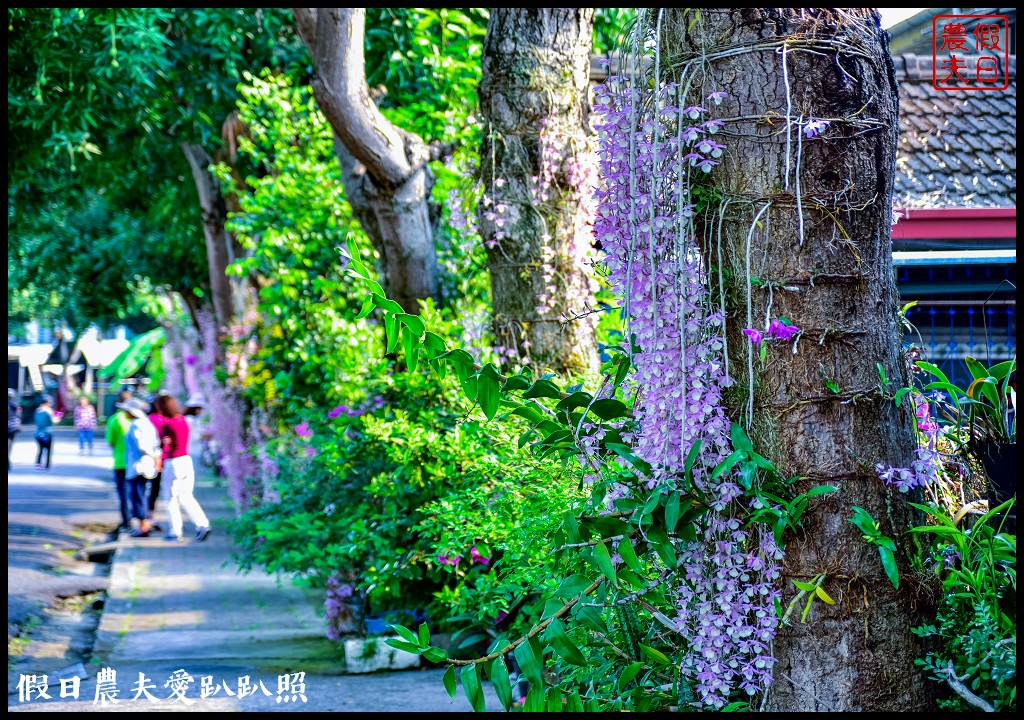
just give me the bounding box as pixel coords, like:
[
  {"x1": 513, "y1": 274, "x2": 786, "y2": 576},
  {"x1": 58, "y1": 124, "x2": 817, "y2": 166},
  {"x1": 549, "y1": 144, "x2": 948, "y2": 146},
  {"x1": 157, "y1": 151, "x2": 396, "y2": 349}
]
[
  {"x1": 120, "y1": 397, "x2": 162, "y2": 537},
  {"x1": 105, "y1": 390, "x2": 134, "y2": 530},
  {"x1": 184, "y1": 394, "x2": 206, "y2": 458},
  {"x1": 146, "y1": 394, "x2": 167, "y2": 520},
  {"x1": 155, "y1": 395, "x2": 211, "y2": 542},
  {"x1": 8, "y1": 389, "x2": 21, "y2": 466},
  {"x1": 74, "y1": 395, "x2": 97, "y2": 455},
  {"x1": 33, "y1": 395, "x2": 55, "y2": 471}
]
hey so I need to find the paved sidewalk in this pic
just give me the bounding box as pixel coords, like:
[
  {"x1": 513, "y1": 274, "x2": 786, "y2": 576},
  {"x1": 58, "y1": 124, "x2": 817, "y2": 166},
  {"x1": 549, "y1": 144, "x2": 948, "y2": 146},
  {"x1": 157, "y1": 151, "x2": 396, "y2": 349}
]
[
  {"x1": 10, "y1": 469, "x2": 491, "y2": 712},
  {"x1": 8, "y1": 426, "x2": 116, "y2": 639}
]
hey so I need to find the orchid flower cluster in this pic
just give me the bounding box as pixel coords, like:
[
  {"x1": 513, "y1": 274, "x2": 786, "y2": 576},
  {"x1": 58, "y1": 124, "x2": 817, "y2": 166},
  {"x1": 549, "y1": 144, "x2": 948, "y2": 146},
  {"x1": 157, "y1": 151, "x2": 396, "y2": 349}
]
[
  {"x1": 324, "y1": 575, "x2": 356, "y2": 641},
  {"x1": 197, "y1": 310, "x2": 258, "y2": 510},
  {"x1": 875, "y1": 394, "x2": 943, "y2": 493},
  {"x1": 594, "y1": 74, "x2": 782, "y2": 706},
  {"x1": 437, "y1": 546, "x2": 491, "y2": 568}
]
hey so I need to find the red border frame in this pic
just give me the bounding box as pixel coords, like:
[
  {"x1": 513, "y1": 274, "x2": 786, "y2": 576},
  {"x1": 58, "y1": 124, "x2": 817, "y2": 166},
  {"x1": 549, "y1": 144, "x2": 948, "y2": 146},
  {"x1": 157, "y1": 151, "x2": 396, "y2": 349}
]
[{"x1": 932, "y1": 14, "x2": 1010, "y2": 91}]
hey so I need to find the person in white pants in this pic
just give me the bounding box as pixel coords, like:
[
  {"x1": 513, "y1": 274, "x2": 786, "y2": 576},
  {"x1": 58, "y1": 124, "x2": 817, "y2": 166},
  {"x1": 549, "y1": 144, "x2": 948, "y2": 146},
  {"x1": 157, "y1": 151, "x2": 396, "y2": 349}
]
[{"x1": 154, "y1": 395, "x2": 211, "y2": 542}]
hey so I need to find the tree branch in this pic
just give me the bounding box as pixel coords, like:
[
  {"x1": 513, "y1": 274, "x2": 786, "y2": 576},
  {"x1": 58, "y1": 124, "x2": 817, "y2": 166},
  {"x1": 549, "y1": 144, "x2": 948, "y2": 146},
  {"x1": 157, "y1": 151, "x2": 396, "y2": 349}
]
[
  {"x1": 291, "y1": 7, "x2": 317, "y2": 50},
  {"x1": 944, "y1": 660, "x2": 995, "y2": 712},
  {"x1": 445, "y1": 578, "x2": 604, "y2": 666},
  {"x1": 299, "y1": 8, "x2": 419, "y2": 191}
]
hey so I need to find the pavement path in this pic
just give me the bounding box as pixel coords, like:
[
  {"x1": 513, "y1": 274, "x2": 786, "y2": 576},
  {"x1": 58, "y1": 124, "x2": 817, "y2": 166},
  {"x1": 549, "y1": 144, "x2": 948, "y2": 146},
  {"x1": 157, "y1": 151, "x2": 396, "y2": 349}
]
[
  {"x1": 9, "y1": 428, "x2": 496, "y2": 712},
  {"x1": 8, "y1": 426, "x2": 116, "y2": 639}
]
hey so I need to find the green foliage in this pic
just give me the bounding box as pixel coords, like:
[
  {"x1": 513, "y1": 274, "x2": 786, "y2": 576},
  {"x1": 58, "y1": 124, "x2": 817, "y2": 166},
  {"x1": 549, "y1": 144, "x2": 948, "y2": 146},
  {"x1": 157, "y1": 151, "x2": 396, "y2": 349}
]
[
  {"x1": 353, "y1": 276, "x2": 833, "y2": 712},
  {"x1": 365, "y1": 8, "x2": 486, "y2": 145},
  {"x1": 849, "y1": 506, "x2": 900, "y2": 589},
  {"x1": 910, "y1": 500, "x2": 1016, "y2": 711},
  {"x1": 8, "y1": 8, "x2": 303, "y2": 328},
  {"x1": 915, "y1": 358, "x2": 1016, "y2": 446},
  {"x1": 593, "y1": 8, "x2": 637, "y2": 55}
]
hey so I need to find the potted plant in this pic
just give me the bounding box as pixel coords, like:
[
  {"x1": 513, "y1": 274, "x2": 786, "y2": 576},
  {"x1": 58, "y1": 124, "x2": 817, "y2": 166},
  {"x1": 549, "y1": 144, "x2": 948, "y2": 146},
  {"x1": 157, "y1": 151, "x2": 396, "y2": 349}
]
[{"x1": 919, "y1": 357, "x2": 1016, "y2": 529}]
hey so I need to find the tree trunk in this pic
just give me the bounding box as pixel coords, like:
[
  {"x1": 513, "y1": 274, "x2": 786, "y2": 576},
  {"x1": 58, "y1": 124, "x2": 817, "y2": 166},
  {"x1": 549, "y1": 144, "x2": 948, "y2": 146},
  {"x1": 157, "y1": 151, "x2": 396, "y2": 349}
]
[
  {"x1": 293, "y1": 8, "x2": 439, "y2": 314},
  {"x1": 478, "y1": 8, "x2": 600, "y2": 376},
  {"x1": 181, "y1": 143, "x2": 234, "y2": 331},
  {"x1": 663, "y1": 8, "x2": 930, "y2": 711}
]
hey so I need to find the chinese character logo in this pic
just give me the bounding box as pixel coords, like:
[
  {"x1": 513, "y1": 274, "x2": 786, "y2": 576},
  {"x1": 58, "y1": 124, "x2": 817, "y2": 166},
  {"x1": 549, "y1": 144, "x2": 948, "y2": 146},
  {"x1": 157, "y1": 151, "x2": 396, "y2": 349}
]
[{"x1": 932, "y1": 14, "x2": 1009, "y2": 90}]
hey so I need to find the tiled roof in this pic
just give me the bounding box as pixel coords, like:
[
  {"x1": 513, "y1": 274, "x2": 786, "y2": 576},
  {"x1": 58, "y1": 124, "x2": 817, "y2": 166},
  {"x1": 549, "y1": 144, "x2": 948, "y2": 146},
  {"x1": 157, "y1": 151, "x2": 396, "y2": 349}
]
[{"x1": 894, "y1": 54, "x2": 1016, "y2": 208}]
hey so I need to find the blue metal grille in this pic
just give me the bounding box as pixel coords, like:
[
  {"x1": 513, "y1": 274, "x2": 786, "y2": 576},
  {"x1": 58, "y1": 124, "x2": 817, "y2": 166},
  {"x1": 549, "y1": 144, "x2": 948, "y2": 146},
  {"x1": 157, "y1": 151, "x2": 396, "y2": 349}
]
[{"x1": 899, "y1": 263, "x2": 1016, "y2": 386}]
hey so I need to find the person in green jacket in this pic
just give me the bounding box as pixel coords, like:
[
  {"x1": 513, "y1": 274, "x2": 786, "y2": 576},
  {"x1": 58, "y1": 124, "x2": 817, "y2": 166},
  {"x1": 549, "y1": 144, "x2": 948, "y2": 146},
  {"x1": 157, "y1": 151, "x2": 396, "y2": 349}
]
[{"x1": 106, "y1": 390, "x2": 134, "y2": 529}]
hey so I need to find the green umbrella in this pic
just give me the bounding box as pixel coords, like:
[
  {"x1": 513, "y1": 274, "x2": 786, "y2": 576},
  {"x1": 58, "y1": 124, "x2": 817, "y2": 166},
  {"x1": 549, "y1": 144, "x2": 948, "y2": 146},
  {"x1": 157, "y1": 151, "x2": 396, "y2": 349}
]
[{"x1": 98, "y1": 327, "x2": 166, "y2": 383}]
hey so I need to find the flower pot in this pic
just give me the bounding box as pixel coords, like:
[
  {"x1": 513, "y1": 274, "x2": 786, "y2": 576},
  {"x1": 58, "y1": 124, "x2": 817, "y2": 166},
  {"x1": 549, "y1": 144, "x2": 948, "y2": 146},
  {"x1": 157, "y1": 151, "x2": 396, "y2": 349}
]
[{"x1": 979, "y1": 442, "x2": 1016, "y2": 532}]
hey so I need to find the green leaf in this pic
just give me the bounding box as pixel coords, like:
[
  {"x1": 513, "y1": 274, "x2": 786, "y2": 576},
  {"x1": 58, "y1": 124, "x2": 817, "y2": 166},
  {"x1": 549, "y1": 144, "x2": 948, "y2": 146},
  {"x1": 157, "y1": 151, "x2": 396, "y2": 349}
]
[
  {"x1": 683, "y1": 439, "x2": 703, "y2": 489},
  {"x1": 878, "y1": 546, "x2": 900, "y2": 589},
  {"x1": 402, "y1": 326, "x2": 419, "y2": 373},
  {"x1": 391, "y1": 623, "x2": 418, "y2": 646},
  {"x1": 565, "y1": 692, "x2": 584, "y2": 713},
  {"x1": 422, "y1": 331, "x2": 447, "y2": 357},
  {"x1": 915, "y1": 360, "x2": 950, "y2": 384},
  {"x1": 638, "y1": 643, "x2": 671, "y2": 665},
  {"x1": 606, "y1": 443, "x2": 652, "y2": 474},
  {"x1": 618, "y1": 661, "x2": 644, "y2": 690},
  {"x1": 418, "y1": 623, "x2": 430, "y2": 647},
  {"x1": 546, "y1": 687, "x2": 564, "y2": 712},
  {"x1": 664, "y1": 491, "x2": 681, "y2": 533},
  {"x1": 647, "y1": 526, "x2": 677, "y2": 568},
  {"x1": 641, "y1": 490, "x2": 661, "y2": 517},
  {"x1": 490, "y1": 657, "x2": 513, "y2": 711},
  {"x1": 815, "y1": 586, "x2": 836, "y2": 605},
  {"x1": 443, "y1": 665, "x2": 457, "y2": 699},
  {"x1": 438, "y1": 348, "x2": 476, "y2": 366},
  {"x1": 423, "y1": 647, "x2": 449, "y2": 663},
  {"x1": 588, "y1": 398, "x2": 629, "y2": 421},
  {"x1": 617, "y1": 537, "x2": 642, "y2": 573},
  {"x1": 555, "y1": 391, "x2": 593, "y2": 412},
  {"x1": 396, "y1": 312, "x2": 424, "y2": 336},
  {"x1": 730, "y1": 422, "x2": 753, "y2": 453},
  {"x1": 386, "y1": 639, "x2": 422, "y2": 653},
  {"x1": 613, "y1": 354, "x2": 632, "y2": 387},
  {"x1": 556, "y1": 574, "x2": 591, "y2": 599},
  {"x1": 460, "y1": 663, "x2": 486, "y2": 712},
  {"x1": 825, "y1": 379, "x2": 839, "y2": 394},
  {"x1": 514, "y1": 638, "x2": 544, "y2": 690},
  {"x1": 354, "y1": 294, "x2": 375, "y2": 320},
  {"x1": 589, "y1": 541, "x2": 617, "y2": 584},
  {"x1": 373, "y1": 296, "x2": 404, "y2": 315},
  {"x1": 711, "y1": 449, "x2": 745, "y2": 479},
  {"x1": 478, "y1": 374, "x2": 501, "y2": 421},
  {"x1": 848, "y1": 506, "x2": 878, "y2": 537},
  {"x1": 384, "y1": 313, "x2": 399, "y2": 354},
  {"x1": 574, "y1": 605, "x2": 607, "y2": 635},
  {"x1": 544, "y1": 618, "x2": 587, "y2": 666},
  {"x1": 503, "y1": 374, "x2": 531, "y2": 392},
  {"x1": 793, "y1": 580, "x2": 817, "y2": 592},
  {"x1": 805, "y1": 485, "x2": 838, "y2": 497},
  {"x1": 523, "y1": 379, "x2": 562, "y2": 400},
  {"x1": 524, "y1": 686, "x2": 545, "y2": 713},
  {"x1": 894, "y1": 387, "x2": 913, "y2": 407}
]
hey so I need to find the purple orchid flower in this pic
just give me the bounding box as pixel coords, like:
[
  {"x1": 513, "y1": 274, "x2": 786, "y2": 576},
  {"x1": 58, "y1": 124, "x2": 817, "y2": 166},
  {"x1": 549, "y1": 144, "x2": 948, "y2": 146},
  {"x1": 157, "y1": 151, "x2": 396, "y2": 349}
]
[
  {"x1": 767, "y1": 319, "x2": 800, "y2": 341},
  {"x1": 295, "y1": 421, "x2": 313, "y2": 439},
  {"x1": 803, "y1": 118, "x2": 830, "y2": 138},
  {"x1": 470, "y1": 547, "x2": 490, "y2": 565},
  {"x1": 742, "y1": 328, "x2": 764, "y2": 345},
  {"x1": 327, "y1": 405, "x2": 348, "y2": 419}
]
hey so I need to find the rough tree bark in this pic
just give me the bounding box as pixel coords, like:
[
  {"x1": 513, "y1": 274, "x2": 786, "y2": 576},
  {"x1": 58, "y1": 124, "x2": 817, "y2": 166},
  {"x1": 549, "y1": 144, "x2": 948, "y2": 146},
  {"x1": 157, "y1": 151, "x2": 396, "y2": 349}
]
[
  {"x1": 181, "y1": 142, "x2": 234, "y2": 331},
  {"x1": 663, "y1": 8, "x2": 930, "y2": 711},
  {"x1": 479, "y1": 8, "x2": 601, "y2": 376},
  {"x1": 293, "y1": 8, "x2": 439, "y2": 314}
]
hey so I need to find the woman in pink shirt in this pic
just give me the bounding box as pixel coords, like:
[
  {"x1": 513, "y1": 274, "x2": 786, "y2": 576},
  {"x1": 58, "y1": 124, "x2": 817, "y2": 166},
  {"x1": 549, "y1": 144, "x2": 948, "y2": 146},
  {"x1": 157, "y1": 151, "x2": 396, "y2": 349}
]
[{"x1": 154, "y1": 395, "x2": 210, "y2": 542}]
